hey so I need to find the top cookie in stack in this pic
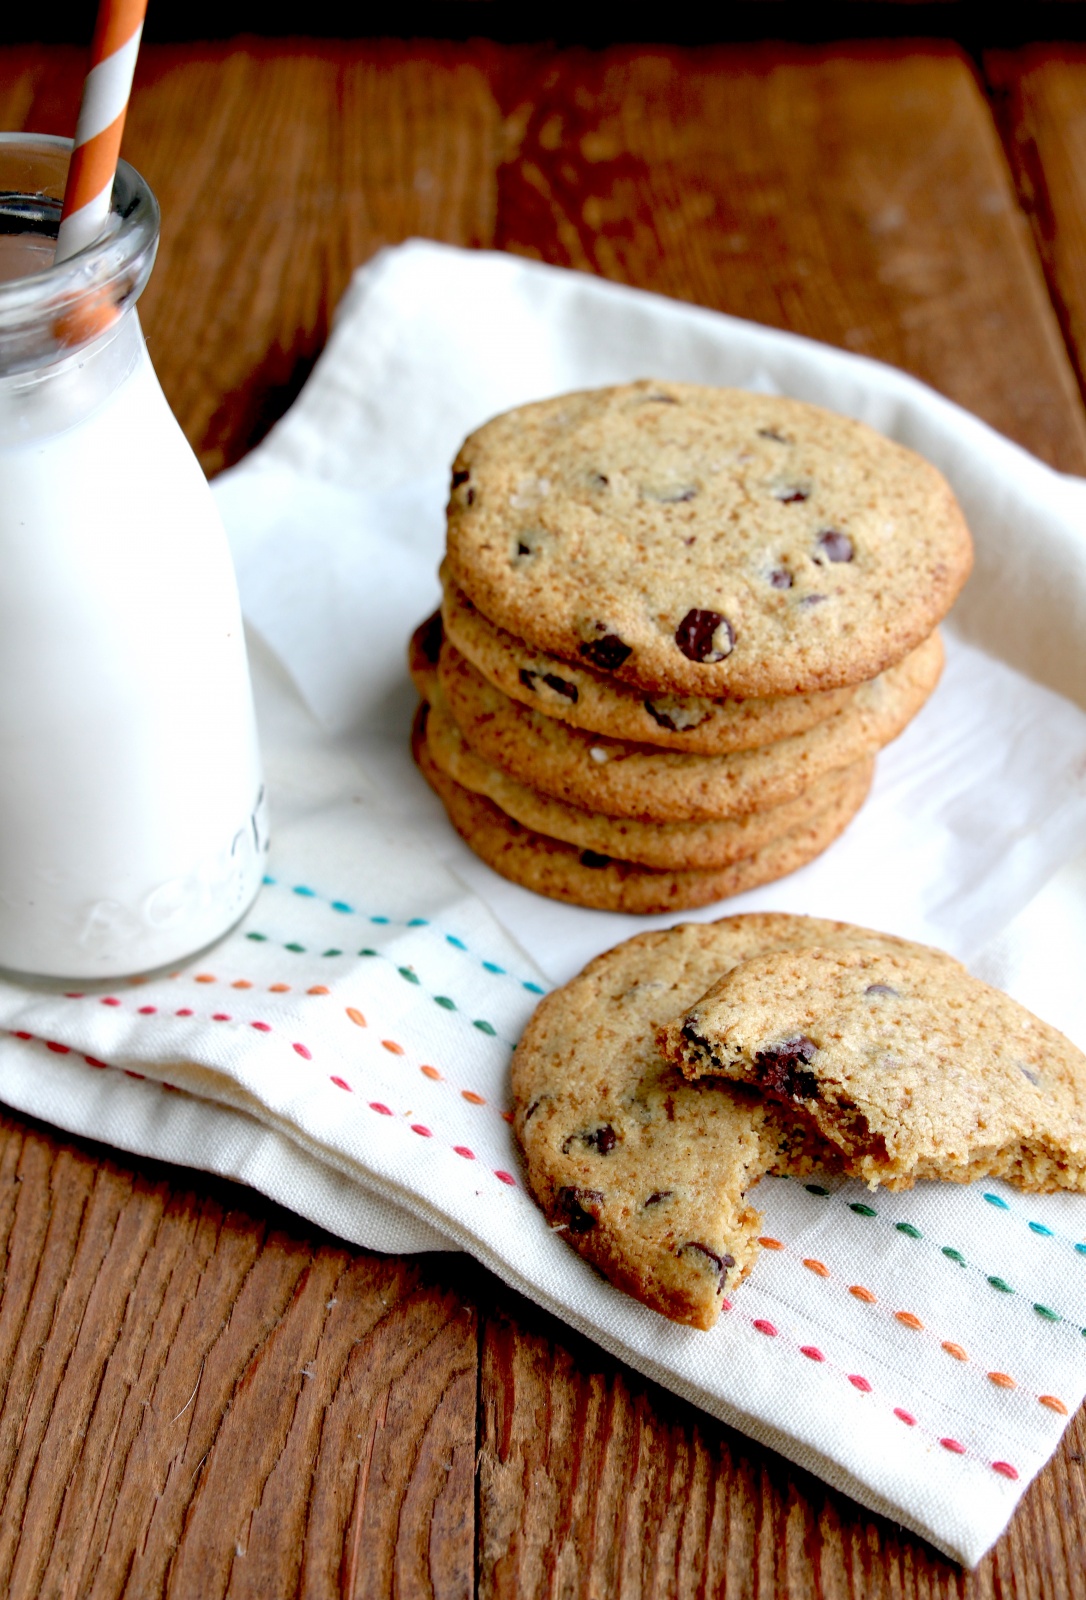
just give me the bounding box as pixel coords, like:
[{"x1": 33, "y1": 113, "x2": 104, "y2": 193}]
[{"x1": 411, "y1": 380, "x2": 973, "y2": 913}]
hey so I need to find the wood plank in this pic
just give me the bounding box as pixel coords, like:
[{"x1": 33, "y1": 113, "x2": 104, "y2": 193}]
[
  {"x1": 0, "y1": 1110, "x2": 477, "y2": 1599},
  {"x1": 490, "y1": 43, "x2": 1086, "y2": 472},
  {"x1": 985, "y1": 48, "x2": 1086, "y2": 408}
]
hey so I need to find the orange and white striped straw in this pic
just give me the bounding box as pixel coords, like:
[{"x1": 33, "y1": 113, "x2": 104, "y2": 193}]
[{"x1": 54, "y1": 0, "x2": 148, "y2": 263}]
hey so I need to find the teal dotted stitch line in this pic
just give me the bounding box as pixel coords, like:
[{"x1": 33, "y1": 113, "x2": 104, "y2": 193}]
[
  {"x1": 244, "y1": 928, "x2": 522, "y2": 1050},
  {"x1": 789, "y1": 1180, "x2": 1086, "y2": 1340},
  {"x1": 259, "y1": 876, "x2": 548, "y2": 998},
  {"x1": 976, "y1": 1188, "x2": 1086, "y2": 1260}
]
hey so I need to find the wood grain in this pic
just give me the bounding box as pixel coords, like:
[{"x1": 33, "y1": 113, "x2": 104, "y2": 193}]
[
  {"x1": 0, "y1": 1111, "x2": 476, "y2": 1599},
  {"x1": 491, "y1": 44, "x2": 1086, "y2": 471},
  {"x1": 3, "y1": 37, "x2": 1086, "y2": 1596},
  {"x1": 986, "y1": 48, "x2": 1086, "y2": 409}
]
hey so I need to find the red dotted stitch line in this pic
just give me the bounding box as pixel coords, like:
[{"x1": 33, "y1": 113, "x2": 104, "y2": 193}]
[
  {"x1": 756, "y1": 1236, "x2": 1069, "y2": 1417},
  {"x1": 62, "y1": 992, "x2": 314, "y2": 1059},
  {"x1": 724, "y1": 1299, "x2": 1019, "y2": 1481},
  {"x1": 323, "y1": 1078, "x2": 517, "y2": 1190}
]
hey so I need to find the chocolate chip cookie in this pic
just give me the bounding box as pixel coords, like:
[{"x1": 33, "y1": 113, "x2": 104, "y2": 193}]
[
  {"x1": 512, "y1": 915, "x2": 944, "y2": 1327},
  {"x1": 445, "y1": 381, "x2": 972, "y2": 699}
]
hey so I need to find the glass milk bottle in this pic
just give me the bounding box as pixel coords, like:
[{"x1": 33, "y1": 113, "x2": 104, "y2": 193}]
[{"x1": 0, "y1": 134, "x2": 266, "y2": 979}]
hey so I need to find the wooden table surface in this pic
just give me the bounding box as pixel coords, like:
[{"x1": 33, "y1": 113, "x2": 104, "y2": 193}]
[{"x1": 2, "y1": 34, "x2": 1086, "y2": 1598}]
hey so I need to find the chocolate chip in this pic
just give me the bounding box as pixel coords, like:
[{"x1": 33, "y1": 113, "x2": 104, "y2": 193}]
[
  {"x1": 644, "y1": 1190, "x2": 673, "y2": 1207},
  {"x1": 799, "y1": 593, "x2": 827, "y2": 607},
  {"x1": 518, "y1": 668, "x2": 538, "y2": 692},
  {"x1": 561, "y1": 1124, "x2": 616, "y2": 1154},
  {"x1": 1020, "y1": 1065, "x2": 1041, "y2": 1086},
  {"x1": 418, "y1": 611, "x2": 444, "y2": 664},
  {"x1": 776, "y1": 487, "x2": 809, "y2": 503},
  {"x1": 516, "y1": 541, "x2": 531, "y2": 558},
  {"x1": 758, "y1": 428, "x2": 790, "y2": 443},
  {"x1": 643, "y1": 697, "x2": 710, "y2": 733},
  {"x1": 524, "y1": 1096, "x2": 546, "y2": 1122},
  {"x1": 579, "y1": 633, "x2": 632, "y2": 672},
  {"x1": 542, "y1": 672, "x2": 578, "y2": 703},
  {"x1": 466, "y1": 488, "x2": 475, "y2": 506},
  {"x1": 753, "y1": 1036, "x2": 820, "y2": 1101},
  {"x1": 865, "y1": 983, "x2": 899, "y2": 997},
  {"x1": 589, "y1": 472, "x2": 609, "y2": 488},
  {"x1": 580, "y1": 850, "x2": 611, "y2": 869},
  {"x1": 674, "y1": 609, "x2": 735, "y2": 664},
  {"x1": 769, "y1": 568, "x2": 793, "y2": 590},
  {"x1": 816, "y1": 529, "x2": 853, "y2": 563},
  {"x1": 655, "y1": 486, "x2": 698, "y2": 503},
  {"x1": 646, "y1": 393, "x2": 679, "y2": 403},
  {"x1": 556, "y1": 1186, "x2": 604, "y2": 1233},
  {"x1": 679, "y1": 1241, "x2": 735, "y2": 1287},
  {"x1": 451, "y1": 468, "x2": 470, "y2": 488}
]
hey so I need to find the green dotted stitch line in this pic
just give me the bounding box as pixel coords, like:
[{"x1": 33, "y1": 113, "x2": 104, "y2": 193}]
[
  {"x1": 244, "y1": 931, "x2": 519, "y2": 1049},
  {"x1": 794, "y1": 1182, "x2": 1086, "y2": 1339},
  {"x1": 258, "y1": 877, "x2": 548, "y2": 997}
]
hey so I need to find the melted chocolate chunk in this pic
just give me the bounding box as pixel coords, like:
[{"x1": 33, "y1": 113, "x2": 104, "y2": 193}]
[
  {"x1": 1020, "y1": 1065, "x2": 1041, "y2": 1086},
  {"x1": 518, "y1": 668, "x2": 538, "y2": 692},
  {"x1": 587, "y1": 1124, "x2": 617, "y2": 1155},
  {"x1": 465, "y1": 488, "x2": 475, "y2": 506},
  {"x1": 647, "y1": 393, "x2": 679, "y2": 403},
  {"x1": 418, "y1": 611, "x2": 444, "y2": 664},
  {"x1": 776, "y1": 487, "x2": 809, "y2": 504},
  {"x1": 865, "y1": 983, "x2": 899, "y2": 997},
  {"x1": 516, "y1": 540, "x2": 532, "y2": 557},
  {"x1": 680, "y1": 1242, "x2": 735, "y2": 1286},
  {"x1": 579, "y1": 633, "x2": 633, "y2": 672},
  {"x1": 556, "y1": 1186, "x2": 604, "y2": 1233},
  {"x1": 769, "y1": 568, "x2": 793, "y2": 590},
  {"x1": 758, "y1": 427, "x2": 791, "y2": 443},
  {"x1": 451, "y1": 468, "x2": 470, "y2": 488},
  {"x1": 656, "y1": 485, "x2": 698, "y2": 503},
  {"x1": 580, "y1": 850, "x2": 611, "y2": 869},
  {"x1": 753, "y1": 1035, "x2": 820, "y2": 1101},
  {"x1": 542, "y1": 672, "x2": 578, "y2": 702},
  {"x1": 799, "y1": 593, "x2": 827, "y2": 607},
  {"x1": 674, "y1": 609, "x2": 735, "y2": 664},
  {"x1": 644, "y1": 700, "x2": 680, "y2": 732},
  {"x1": 816, "y1": 529, "x2": 853, "y2": 563},
  {"x1": 590, "y1": 472, "x2": 610, "y2": 488},
  {"x1": 644, "y1": 1190, "x2": 673, "y2": 1207},
  {"x1": 524, "y1": 1096, "x2": 546, "y2": 1122}
]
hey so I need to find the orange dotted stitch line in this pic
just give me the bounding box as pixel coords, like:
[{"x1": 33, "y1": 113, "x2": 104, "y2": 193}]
[
  {"x1": 757, "y1": 1237, "x2": 1068, "y2": 1416},
  {"x1": 334, "y1": 1009, "x2": 514, "y2": 1124}
]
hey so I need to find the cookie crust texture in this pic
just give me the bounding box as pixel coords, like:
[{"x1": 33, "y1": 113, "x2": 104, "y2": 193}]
[
  {"x1": 511, "y1": 915, "x2": 947, "y2": 1328},
  {"x1": 445, "y1": 380, "x2": 972, "y2": 699},
  {"x1": 440, "y1": 567, "x2": 859, "y2": 754},
  {"x1": 413, "y1": 712, "x2": 871, "y2": 914},
  {"x1": 423, "y1": 680, "x2": 875, "y2": 871},
  {"x1": 660, "y1": 947, "x2": 1086, "y2": 1193},
  {"x1": 437, "y1": 631, "x2": 943, "y2": 823}
]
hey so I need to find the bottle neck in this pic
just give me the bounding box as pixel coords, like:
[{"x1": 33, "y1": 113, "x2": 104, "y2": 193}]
[{"x1": 0, "y1": 307, "x2": 144, "y2": 448}]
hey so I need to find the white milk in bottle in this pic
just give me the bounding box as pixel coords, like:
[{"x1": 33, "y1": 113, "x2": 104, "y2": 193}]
[{"x1": 0, "y1": 135, "x2": 266, "y2": 978}]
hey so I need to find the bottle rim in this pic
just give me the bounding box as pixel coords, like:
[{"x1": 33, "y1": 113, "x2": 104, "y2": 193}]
[{"x1": 0, "y1": 132, "x2": 159, "y2": 372}]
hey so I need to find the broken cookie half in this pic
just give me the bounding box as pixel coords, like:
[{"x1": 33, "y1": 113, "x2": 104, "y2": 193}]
[
  {"x1": 511, "y1": 914, "x2": 932, "y2": 1329},
  {"x1": 659, "y1": 946, "x2": 1086, "y2": 1193}
]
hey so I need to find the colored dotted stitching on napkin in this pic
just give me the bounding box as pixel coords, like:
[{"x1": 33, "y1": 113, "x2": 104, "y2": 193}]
[
  {"x1": 327, "y1": 1012, "x2": 513, "y2": 1127},
  {"x1": 12, "y1": 1027, "x2": 520, "y2": 1191},
  {"x1": 722, "y1": 1298, "x2": 1020, "y2": 1481},
  {"x1": 259, "y1": 876, "x2": 548, "y2": 997},
  {"x1": 60, "y1": 992, "x2": 315, "y2": 1060},
  {"x1": 977, "y1": 1189, "x2": 1086, "y2": 1261},
  {"x1": 337, "y1": 1086, "x2": 516, "y2": 1188},
  {"x1": 241, "y1": 934, "x2": 519, "y2": 1048},
  {"x1": 758, "y1": 1235, "x2": 1069, "y2": 1417},
  {"x1": 786, "y1": 1181, "x2": 1085, "y2": 1339}
]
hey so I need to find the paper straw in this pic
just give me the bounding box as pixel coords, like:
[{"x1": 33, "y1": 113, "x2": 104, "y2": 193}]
[{"x1": 55, "y1": 0, "x2": 148, "y2": 263}]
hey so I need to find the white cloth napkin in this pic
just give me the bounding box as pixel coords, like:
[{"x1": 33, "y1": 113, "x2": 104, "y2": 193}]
[{"x1": 3, "y1": 241, "x2": 1086, "y2": 1567}]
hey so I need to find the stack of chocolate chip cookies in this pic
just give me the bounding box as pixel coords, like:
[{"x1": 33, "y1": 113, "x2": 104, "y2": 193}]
[{"x1": 410, "y1": 381, "x2": 973, "y2": 913}]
